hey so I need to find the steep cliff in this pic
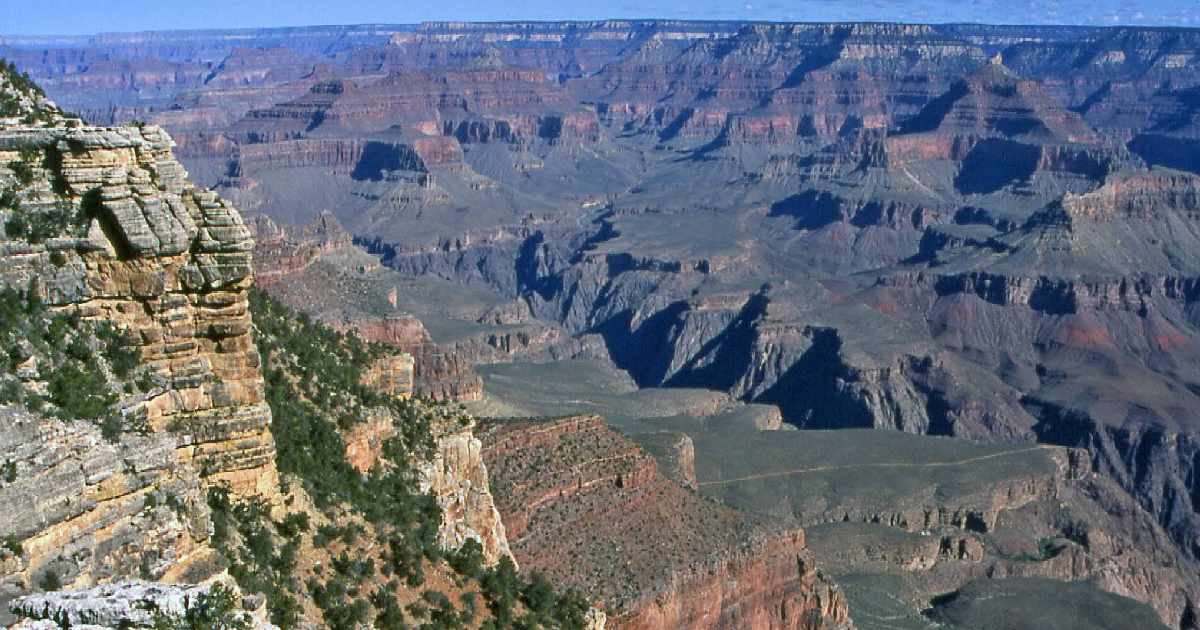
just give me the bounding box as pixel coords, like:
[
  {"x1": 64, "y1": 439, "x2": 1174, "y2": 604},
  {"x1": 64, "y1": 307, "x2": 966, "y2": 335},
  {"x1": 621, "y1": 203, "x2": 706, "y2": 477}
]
[
  {"x1": 416, "y1": 411, "x2": 514, "y2": 566},
  {"x1": 0, "y1": 405, "x2": 220, "y2": 622},
  {"x1": 247, "y1": 214, "x2": 488, "y2": 401},
  {"x1": 0, "y1": 66, "x2": 580, "y2": 630},
  {"x1": 479, "y1": 415, "x2": 852, "y2": 630},
  {"x1": 0, "y1": 116, "x2": 277, "y2": 498},
  {"x1": 0, "y1": 67, "x2": 280, "y2": 623}
]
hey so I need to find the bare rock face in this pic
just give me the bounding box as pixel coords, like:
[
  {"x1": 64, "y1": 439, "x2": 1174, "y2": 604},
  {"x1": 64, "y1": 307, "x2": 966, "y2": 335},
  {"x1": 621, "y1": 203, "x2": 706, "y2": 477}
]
[
  {"x1": 0, "y1": 406, "x2": 219, "y2": 623},
  {"x1": 248, "y1": 211, "x2": 353, "y2": 284},
  {"x1": 0, "y1": 70, "x2": 278, "y2": 617},
  {"x1": 634, "y1": 431, "x2": 698, "y2": 490},
  {"x1": 359, "y1": 353, "x2": 416, "y2": 399},
  {"x1": 335, "y1": 400, "x2": 513, "y2": 566},
  {"x1": 0, "y1": 122, "x2": 277, "y2": 498},
  {"x1": 618, "y1": 533, "x2": 850, "y2": 630},
  {"x1": 417, "y1": 410, "x2": 515, "y2": 566},
  {"x1": 342, "y1": 408, "x2": 396, "y2": 474},
  {"x1": 479, "y1": 415, "x2": 852, "y2": 629},
  {"x1": 357, "y1": 315, "x2": 485, "y2": 401}
]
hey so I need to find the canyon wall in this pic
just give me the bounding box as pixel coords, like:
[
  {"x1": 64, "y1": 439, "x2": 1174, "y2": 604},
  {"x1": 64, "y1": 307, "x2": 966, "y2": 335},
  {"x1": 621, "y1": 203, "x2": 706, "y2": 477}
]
[
  {"x1": 480, "y1": 415, "x2": 851, "y2": 629},
  {"x1": 0, "y1": 72, "x2": 517, "y2": 628}
]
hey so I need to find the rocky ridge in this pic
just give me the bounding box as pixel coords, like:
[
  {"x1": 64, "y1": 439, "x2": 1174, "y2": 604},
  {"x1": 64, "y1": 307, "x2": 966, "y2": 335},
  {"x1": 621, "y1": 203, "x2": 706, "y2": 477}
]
[{"x1": 480, "y1": 415, "x2": 852, "y2": 629}]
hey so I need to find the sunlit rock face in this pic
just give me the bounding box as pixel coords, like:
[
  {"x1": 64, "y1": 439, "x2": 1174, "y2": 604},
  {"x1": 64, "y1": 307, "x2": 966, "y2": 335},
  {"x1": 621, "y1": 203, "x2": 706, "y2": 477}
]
[{"x1": 0, "y1": 68, "x2": 277, "y2": 619}]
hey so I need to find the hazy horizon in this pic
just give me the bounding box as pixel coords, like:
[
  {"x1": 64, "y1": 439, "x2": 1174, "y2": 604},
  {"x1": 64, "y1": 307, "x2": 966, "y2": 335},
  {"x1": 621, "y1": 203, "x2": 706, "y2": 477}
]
[{"x1": 2, "y1": 0, "x2": 1198, "y2": 37}]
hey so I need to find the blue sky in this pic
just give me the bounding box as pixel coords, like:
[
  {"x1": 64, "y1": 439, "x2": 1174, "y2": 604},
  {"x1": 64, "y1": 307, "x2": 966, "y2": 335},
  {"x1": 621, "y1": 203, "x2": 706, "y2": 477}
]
[{"x1": 2, "y1": 0, "x2": 1198, "y2": 35}]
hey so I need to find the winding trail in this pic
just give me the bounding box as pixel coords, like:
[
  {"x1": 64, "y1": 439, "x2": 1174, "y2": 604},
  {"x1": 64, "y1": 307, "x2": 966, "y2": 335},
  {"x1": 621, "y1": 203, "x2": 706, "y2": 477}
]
[{"x1": 697, "y1": 444, "x2": 1055, "y2": 487}]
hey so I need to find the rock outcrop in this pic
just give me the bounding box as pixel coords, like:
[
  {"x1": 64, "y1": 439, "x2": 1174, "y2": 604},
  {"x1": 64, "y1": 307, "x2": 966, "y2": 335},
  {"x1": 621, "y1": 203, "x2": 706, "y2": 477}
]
[
  {"x1": 0, "y1": 68, "x2": 281, "y2": 622},
  {"x1": 0, "y1": 120, "x2": 277, "y2": 498},
  {"x1": 9, "y1": 578, "x2": 277, "y2": 629},
  {"x1": 356, "y1": 315, "x2": 484, "y2": 401},
  {"x1": 336, "y1": 402, "x2": 513, "y2": 566},
  {"x1": 480, "y1": 415, "x2": 851, "y2": 629},
  {"x1": 418, "y1": 411, "x2": 514, "y2": 566},
  {"x1": 0, "y1": 406, "x2": 219, "y2": 623}
]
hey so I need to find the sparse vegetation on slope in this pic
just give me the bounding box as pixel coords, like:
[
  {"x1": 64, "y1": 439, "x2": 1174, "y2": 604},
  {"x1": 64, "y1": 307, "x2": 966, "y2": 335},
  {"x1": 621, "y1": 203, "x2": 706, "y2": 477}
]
[
  {"x1": 150, "y1": 583, "x2": 255, "y2": 630},
  {"x1": 0, "y1": 286, "x2": 149, "y2": 437},
  {"x1": 210, "y1": 289, "x2": 592, "y2": 628}
]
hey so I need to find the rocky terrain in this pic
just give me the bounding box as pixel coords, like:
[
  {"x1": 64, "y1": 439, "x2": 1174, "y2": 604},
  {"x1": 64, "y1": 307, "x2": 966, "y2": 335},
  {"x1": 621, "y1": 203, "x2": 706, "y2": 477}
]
[
  {"x1": 478, "y1": 414, "x2": 850, "y2": 629},
  {"x1": 246, "y1": 210, "x2": 567, "y2": 401},
  {"x1": 0, "y1": 65, "x2": 278, "y2": 618},
  {"x1": 8, "y1": 17, "x2": 1200, "y2": 630},
  {"x1": 469, "y1": 363, "x2": 1200, "y2": 629},
  {"x1": 0, "y1": 63, "x2": 611, "y2": 629}
]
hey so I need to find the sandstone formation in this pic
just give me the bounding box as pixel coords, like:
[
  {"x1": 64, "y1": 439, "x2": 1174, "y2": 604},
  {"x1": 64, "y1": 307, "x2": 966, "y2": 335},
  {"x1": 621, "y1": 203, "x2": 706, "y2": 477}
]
[
  {"x1": 335, "y1": 402, "x2": 514, "y2": 567},
  {"x1": 417, "y1": 409, "x2": 515, "y2": 566},
  {"x1": 355, "y1": 315, "x2": 485, "y2": 401},
  {"x1": 0, "y1": 406, "x2": 218, "y2": 623},
  {"x1": 247, "y1": 210, "x2": 351, "y2": 284},
  {"x1": 0, "y1": 118, "x2": 277, "y2": 498},
  {"x1": 0, "y1": 68, "x2": 282, "y2": 622}
]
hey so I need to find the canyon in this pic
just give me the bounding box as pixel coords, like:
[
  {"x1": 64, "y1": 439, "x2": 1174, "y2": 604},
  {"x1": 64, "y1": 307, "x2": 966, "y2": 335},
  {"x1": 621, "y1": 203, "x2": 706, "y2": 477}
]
[
  {"x1": 5, "y1": 16, "x2": 1200, "y2": 630},
  {"x1": 0, "y1": 53, "x2": 854, "y2": 630},
  {"x1": 0, "y1": 62, "x2": 595, "y2": 629}
]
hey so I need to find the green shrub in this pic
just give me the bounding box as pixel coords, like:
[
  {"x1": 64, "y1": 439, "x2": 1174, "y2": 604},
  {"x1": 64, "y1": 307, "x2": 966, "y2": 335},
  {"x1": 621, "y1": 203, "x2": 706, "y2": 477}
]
[
  {"x1": 38, "y1": 569, "x2": 61, "y2": 592},
  {"x1": 206, "y1": 486, "x2": 302, "y2": 628},
  {"x1": 274, "y1": 512, "x2": 310, "y2": 539},
  {"x1": 0, "y1": 286, "x2": 145, "y2": 429},
  {"x1": 371, "y1": 585, "x2": 407, "y2": 629},
  {"x1": 0, "y1": 379, "x2": 21, "y2": 403},
  {"x1": 47, "y1": 360, "x2": 114, "y2": 420},
  {"x1": 9, "y1": 146, "x2": 37, "y2": 185},
  {"x1": 448, "y1": 538, "x2": 485, "y2": 580},
  {"x1": 97, "y1": 322, "x2": 138, "y2": 378},
  {"x1": 4, "y1": 202, "x2": 82, "y2": 243}
]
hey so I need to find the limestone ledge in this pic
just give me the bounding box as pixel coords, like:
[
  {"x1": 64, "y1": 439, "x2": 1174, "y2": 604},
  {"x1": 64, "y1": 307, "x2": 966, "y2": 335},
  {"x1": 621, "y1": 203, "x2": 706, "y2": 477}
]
[
  {"x1": 340, "y1": 403, "x2": 514, "y2": 567},
  {"x1": 417, "y1": 416, "x2": 515, "y2": 567},
  {"x1": 0, "y1": 406, "x2": 220, "y2": 625},
  {"x1": 9, "y1": 577, "x2": 277, "y2": 629}
]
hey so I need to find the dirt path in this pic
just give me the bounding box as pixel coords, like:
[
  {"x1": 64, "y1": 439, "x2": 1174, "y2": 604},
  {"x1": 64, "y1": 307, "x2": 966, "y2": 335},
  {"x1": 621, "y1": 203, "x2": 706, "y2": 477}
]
[{"x1": 697, "y1": 444, "x2": 1055, "y2": 487}]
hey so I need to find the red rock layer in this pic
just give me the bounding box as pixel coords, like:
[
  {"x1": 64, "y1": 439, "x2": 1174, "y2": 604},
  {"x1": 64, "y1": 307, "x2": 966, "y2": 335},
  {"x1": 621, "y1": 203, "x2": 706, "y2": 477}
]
[
  {"x1": 479, "y1": 415, "x2": 851, "y2": 630},
  {"x1": 355, "y1": 315, "x2": 484, "y2": 401}
]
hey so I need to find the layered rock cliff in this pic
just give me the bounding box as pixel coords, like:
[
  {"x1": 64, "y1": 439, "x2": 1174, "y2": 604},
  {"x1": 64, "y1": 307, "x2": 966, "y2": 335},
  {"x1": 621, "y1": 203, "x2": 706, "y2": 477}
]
[
  {"x1": 0, "y1": 406, "x2": 219, "y2": 623},
  {"x1": 0, "y1": 119, "x2": 277, "y2": 498},
  {"x1": 417, "y1": 410, "x2": 514, "y2": 566},
  {"x1": 12, "y1": 19, "x2": 1200, "y2": 628},
  {"x1": 0, "y1": 67, "x2": 541, "y2": 629},
  {"x1": 0, "y1": 69, "x2": 283, "y2": 623},
  {"x1": 479, "y1": 415, "x2": 852, "y2": 629}
]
